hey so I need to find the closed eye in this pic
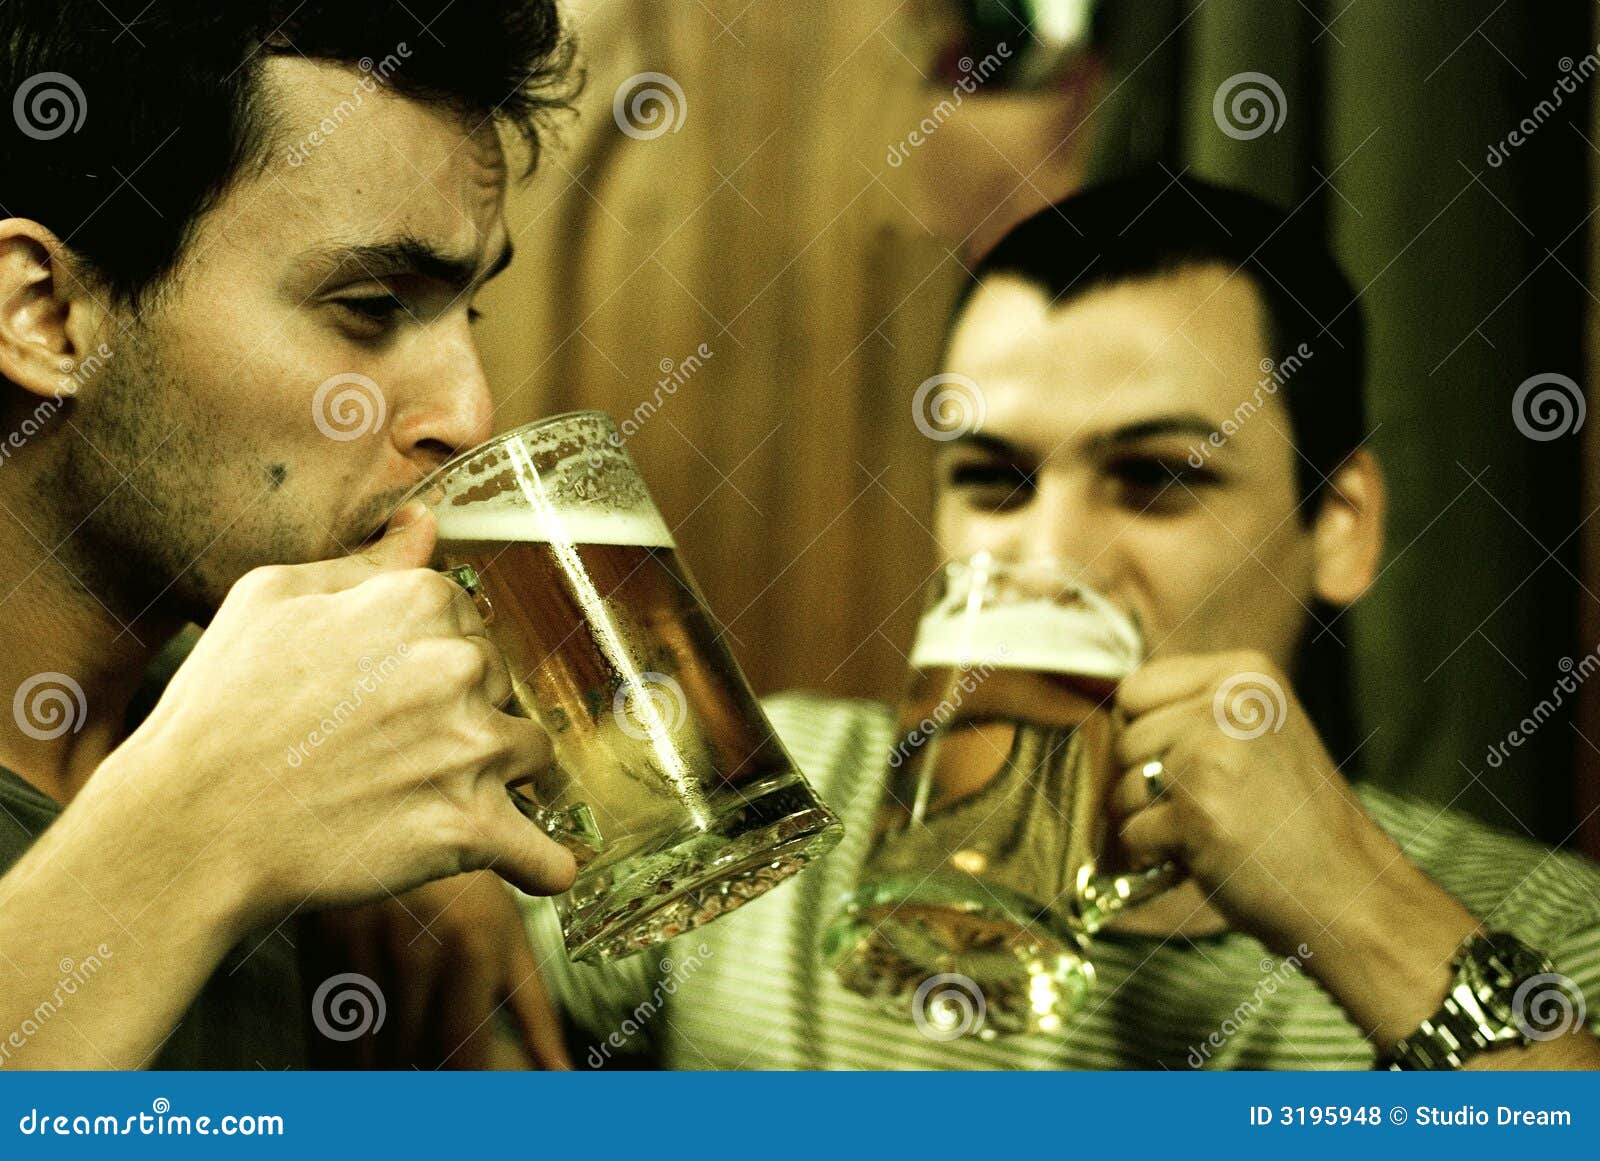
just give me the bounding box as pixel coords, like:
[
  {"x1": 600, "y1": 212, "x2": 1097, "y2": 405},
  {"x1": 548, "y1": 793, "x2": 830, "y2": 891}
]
[{"x1": 336, "y1": 294, "x2": 407, "y2": 325}]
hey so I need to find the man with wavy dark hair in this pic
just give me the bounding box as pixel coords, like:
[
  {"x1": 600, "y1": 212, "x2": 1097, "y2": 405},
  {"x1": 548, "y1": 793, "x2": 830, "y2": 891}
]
[{"x1": 0, "y1": 2, "x2": 580, "y2": 1068}]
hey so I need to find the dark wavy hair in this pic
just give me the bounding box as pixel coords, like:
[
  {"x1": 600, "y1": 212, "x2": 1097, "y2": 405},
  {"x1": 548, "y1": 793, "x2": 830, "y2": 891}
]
[
  {"x1": 0, "y1": 1, "x2": 577, "y2": 305},
  {"x1": 958, "y1": 170, "x2": 1367, "y2": 514}
]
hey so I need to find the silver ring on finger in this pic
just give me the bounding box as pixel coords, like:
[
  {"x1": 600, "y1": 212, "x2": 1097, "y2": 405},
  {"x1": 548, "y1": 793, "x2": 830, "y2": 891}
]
[{"x1": 1140, "y1": 757, "x2": 1168, "y2": 805}]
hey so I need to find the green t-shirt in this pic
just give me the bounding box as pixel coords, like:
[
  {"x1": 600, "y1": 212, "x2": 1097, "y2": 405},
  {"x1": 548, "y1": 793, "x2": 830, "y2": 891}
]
[{"x1": 0, "y1": 667, "x2": 307, "y2": 1069}]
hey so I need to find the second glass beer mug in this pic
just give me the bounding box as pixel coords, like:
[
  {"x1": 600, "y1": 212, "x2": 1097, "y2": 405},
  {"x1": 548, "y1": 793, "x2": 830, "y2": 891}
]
[
  {"x1": 403, "y1": 412, "x2": 843, "y2": 962},
  {"x1": 824, "y1": 553, "x2": 1179, "y2": 1036}
]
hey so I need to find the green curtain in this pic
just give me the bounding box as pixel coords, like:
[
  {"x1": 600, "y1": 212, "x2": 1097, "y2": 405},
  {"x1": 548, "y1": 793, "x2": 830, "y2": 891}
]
[{"x1": 1088, "y1": 0, "x2": 1592, "y2": 845}]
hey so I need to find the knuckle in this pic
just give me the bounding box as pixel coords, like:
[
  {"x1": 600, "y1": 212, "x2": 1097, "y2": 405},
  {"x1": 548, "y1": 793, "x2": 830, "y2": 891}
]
[
  {"x1": 1229, "y1": 649, "x2": 1276, "y2": 676},
  {"x1": 452, "y1": 714, "x2": 508, "y2": 765},
  {"x1": 232, "y1": 564, "x2": 292, "y2": 602},
  {"x1": 436, "y1": 639, "x2": 491, "y2": 688}
]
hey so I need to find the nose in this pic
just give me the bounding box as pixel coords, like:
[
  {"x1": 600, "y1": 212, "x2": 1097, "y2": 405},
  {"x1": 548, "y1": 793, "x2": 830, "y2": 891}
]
[
  {"x1": 387, "y1": 321, "x2": 496, "y2": 471},
  {"x1": 999, "y1": 473, "x2": 1117, "y2": 575}
]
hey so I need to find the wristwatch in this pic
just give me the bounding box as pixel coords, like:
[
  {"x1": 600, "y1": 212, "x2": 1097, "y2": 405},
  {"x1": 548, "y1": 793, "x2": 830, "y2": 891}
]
[{"x1": 1383, "y1": 930, "x2": 1555, "y2": 1070}]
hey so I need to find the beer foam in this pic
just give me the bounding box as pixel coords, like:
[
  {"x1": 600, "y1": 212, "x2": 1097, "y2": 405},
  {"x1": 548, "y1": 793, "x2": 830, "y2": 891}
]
[
  {"x1": 433, "y1": 501, "x2": 675, "y2": 548},
  {"x1": 909, "y1": 598, "x2": 1141, "y2": 680}
]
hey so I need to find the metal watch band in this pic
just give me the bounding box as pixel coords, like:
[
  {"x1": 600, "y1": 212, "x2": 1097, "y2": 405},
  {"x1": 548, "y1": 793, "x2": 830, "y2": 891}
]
[
  {"x1": 1386, "y1": 992, "x2": 1490, "y2": 1070},
  {"x1": 1384, "y1": 930, "x2": 1553, "y2": 1071}
]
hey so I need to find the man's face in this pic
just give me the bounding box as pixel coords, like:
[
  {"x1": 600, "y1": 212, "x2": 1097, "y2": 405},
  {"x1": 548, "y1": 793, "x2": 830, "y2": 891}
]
[
  {"x1": 44, "y1": 57, "x2": 508, "y2": 621},
  {"x1": 934, "y1": 264, "x2": 1324, "y2": 670}
]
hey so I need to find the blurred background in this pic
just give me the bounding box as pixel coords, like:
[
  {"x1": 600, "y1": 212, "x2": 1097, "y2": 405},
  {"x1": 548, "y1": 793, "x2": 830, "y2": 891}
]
[{"x1": 473, "y1": 0, "x2": 1600, "y2": 859}]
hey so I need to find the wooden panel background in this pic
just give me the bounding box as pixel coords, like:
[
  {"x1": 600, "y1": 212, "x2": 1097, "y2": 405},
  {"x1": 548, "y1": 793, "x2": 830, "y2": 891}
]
[{"x1": 473, "y1": 0, "x2": 1098, "y2": 701}]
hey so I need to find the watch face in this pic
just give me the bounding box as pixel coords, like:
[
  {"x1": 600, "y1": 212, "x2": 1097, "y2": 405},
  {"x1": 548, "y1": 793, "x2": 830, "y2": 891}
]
[{"x1": 1472, "y1": 933, "x2": 1553, "y2": 1026}]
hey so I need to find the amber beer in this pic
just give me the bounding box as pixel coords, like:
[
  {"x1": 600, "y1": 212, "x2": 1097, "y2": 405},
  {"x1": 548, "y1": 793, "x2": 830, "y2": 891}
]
[
  {"x1": 824, "y1": 555, "x2": 1175, "y2": 1036},
  {"x1": 412, "y1": 412, "x2": 842, "y2": 962}
]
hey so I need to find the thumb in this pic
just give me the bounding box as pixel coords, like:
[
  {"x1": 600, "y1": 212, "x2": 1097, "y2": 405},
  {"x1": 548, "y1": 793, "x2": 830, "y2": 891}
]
[
  {"x1": 485, "y1": 802, "x2": 580, "y2": 898},
  {"x1": 302, "y1": 501, "x2": 439, "y2": 593}
]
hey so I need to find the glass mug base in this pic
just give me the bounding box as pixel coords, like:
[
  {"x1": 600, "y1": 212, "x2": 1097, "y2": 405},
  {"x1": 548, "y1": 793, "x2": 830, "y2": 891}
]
[
  {"x1": 823, "y1": 874, "x2": 1096, "y2": 1038},
  {"x1": 558, "y1": 774, "x2": 843, "y2": 962}
]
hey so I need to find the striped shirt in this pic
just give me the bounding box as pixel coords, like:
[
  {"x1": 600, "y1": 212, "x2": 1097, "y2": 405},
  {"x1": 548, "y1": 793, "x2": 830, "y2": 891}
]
[{"x1": 524, "y1": 694, "x2": 1600, "y2": 1069}]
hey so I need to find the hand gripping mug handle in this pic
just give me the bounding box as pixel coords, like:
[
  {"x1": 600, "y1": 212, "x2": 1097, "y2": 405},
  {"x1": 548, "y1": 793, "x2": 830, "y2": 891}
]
[
  {"x1": 442, "y1": 564, "x2": 605, "y2": 860},
  {"x1": 1075, "y1": 859, "x2": 1183, "y2": 934}
]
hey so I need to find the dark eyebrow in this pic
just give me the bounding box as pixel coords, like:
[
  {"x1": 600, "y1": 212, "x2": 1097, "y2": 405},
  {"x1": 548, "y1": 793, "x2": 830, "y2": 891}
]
[
  {"x1": 1087, "y1": 414, "x2": 1220, "y2": 451},
  {"x1": 948, "y1": 414, "x2": 1221, "y2": 460},
  {"x1": 305, "y1": 234, "x2": 514, "y2": 293}
]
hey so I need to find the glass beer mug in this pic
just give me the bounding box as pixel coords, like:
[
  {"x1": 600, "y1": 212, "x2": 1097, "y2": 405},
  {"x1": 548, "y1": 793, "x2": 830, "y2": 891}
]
[
  {"x1": 401, "y1": 412, "x2": 843, "y2": 962},
  {"x1": 824, "y1": 553, "x2": 1179, "y2": 1036}
]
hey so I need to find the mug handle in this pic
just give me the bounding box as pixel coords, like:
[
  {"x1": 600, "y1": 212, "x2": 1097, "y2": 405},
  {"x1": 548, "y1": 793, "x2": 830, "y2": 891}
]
[
  {"x1": 442, "y1": 565, "x2": 605, "y2": 861},
  {"x1": 507, "y1": 778, "x2": 606, "y2": 859},
  {"x1": 1075, "y1": 859, "x2": 1183, "y2": 934}
]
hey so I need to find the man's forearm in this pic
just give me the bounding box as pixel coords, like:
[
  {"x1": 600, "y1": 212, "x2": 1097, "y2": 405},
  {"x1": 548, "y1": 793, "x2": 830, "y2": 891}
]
[
  {"x1": 1305, "y1": 854, "x2": 1600, "y2": 1070},
  {"x1": 0, "y1": 755, "x2": 254, "y2": 1069}
]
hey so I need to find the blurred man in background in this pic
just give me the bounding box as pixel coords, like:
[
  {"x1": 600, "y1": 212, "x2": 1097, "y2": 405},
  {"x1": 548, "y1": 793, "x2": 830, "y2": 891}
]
[{"x1": 530, "y1": 173, "x2": 1600, "y2": 1070}]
